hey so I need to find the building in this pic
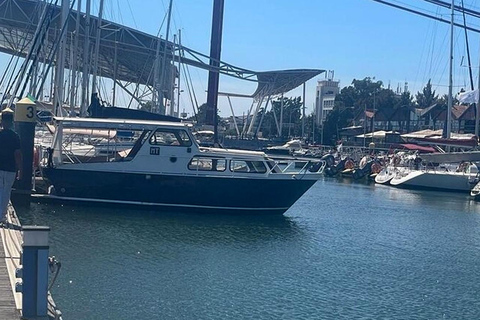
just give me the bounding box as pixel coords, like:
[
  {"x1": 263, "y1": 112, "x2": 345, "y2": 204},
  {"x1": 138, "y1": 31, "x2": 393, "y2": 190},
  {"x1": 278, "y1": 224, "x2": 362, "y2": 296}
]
[{"x1": 315, "y1": 72, "x2": 340, "y2": 126}]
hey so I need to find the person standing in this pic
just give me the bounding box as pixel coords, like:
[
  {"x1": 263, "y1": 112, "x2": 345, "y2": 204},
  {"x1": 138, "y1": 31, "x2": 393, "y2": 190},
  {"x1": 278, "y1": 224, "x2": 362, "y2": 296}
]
[{"x1": 0, "y1": 108, "x2": 22, "y2": 225}]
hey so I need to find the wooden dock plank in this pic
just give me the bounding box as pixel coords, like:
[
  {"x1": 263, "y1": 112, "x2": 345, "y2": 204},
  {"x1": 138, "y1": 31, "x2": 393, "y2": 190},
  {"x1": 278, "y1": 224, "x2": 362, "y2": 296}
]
[{"x1": 0, "y1": 219, "x2": 20, "y2": 319}]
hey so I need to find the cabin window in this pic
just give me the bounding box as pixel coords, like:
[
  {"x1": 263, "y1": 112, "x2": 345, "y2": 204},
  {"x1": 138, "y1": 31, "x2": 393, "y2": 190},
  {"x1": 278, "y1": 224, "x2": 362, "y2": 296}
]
[
  {"x1": 230, "y1": 160, "x2": 267, "y2": 173},
  {"x1": 149, "y1": 129, "x2": 192, "y2": 147},
  {"x1": 188, "y1": 156, "x2": 226, "y2": 172}
]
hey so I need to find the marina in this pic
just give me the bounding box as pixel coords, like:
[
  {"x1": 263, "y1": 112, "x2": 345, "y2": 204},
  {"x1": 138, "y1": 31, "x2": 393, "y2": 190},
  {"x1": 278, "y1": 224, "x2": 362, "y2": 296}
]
[{"x1": 3, "y1": 0, "x2": 480, "y2": 318}]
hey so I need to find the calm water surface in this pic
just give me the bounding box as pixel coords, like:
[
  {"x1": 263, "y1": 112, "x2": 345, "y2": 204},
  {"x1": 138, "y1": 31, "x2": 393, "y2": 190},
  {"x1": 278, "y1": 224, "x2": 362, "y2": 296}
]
[{"x1": 16, "y1": 178, "x2": 480, "y2": 319}]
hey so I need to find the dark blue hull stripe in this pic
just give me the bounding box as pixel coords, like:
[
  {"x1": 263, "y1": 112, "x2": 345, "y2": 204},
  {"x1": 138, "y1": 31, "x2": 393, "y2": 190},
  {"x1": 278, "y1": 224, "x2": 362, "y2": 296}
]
[{"x1": 43, "y1": 168, "x2": 317, "y2": 214}]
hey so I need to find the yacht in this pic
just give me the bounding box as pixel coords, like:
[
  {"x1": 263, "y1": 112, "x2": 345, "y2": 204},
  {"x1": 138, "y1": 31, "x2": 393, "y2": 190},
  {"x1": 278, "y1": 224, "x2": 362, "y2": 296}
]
[
  {"x1": 389, "y1": 159, "x2": 479, "y2": 192},
  {"x1": 41, "y1": 117, "x2": 324, "y2": 214}
]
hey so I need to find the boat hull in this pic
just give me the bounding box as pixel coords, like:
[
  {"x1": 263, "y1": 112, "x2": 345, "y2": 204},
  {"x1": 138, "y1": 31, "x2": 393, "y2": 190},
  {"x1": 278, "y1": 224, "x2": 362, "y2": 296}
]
[
  {"x1": 390, "y1": 170, "x2": 476, "y2": 192},
  {"x1": 43, "y1": 168, "x2": 317, "y2": 214}
]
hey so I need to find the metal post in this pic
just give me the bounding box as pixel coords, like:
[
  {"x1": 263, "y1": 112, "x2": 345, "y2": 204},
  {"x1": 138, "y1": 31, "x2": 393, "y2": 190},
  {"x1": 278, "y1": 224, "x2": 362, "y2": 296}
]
[
  {"x1": 446, "y1": 0, "x2": 454, "y2": 139},
  {"x1": 302, "y1": 82, "x2": 306, "y2": 138},
  {"x1": 21, "y1": 226, "x2": 50, "y2": 319},
  {"x1": 206, "y1": 0, "x2": 225, "y2": 144},
  {"x1": 14, "y1": 98, "x2": 36, "y2": 199}
]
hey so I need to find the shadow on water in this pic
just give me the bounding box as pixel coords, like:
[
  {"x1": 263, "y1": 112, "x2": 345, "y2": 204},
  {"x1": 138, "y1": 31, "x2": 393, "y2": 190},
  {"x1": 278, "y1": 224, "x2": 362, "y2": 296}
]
[{"x1": 18, "y1": 201, "x2": 304, "y2": 246}]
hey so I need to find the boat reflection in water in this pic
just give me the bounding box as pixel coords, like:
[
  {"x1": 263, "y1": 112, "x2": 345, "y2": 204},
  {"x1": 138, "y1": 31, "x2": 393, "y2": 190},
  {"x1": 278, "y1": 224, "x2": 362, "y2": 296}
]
[{"x1": 41, "y1": 118, "x2": 325, "y2": 215}]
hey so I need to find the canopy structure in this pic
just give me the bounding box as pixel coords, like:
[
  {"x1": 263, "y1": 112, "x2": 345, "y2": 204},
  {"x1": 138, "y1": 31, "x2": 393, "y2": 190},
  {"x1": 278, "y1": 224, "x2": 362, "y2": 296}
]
[
  {"x1": 0, "y1": 0, "x2": 324, "y2": 101},
  {"x1": 251, "y1": 69, "x2": 325, "y2": 99}
]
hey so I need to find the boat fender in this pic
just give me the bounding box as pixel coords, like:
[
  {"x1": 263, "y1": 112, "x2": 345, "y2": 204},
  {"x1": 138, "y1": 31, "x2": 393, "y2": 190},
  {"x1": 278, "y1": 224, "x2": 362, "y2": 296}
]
[
  {"x1": 371, "y1": 162, "x2": 382, "y2": 174},
  {"x1": 344, "y1": 159, "x2": 355, "y2": 170}
]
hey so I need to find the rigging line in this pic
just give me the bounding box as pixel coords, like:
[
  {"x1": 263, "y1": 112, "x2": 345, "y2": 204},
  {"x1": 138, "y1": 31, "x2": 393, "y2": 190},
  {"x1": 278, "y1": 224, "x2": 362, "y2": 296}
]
[
  {"x1": 461, "y1": 0, "x2": 475, "y2": 90},
  {"x1": 19, "y1": 0, "x2": 60, "y2": 100},
  {"x1": 125, "y1": 0, "x2": 138, "y2": 29},
  {"x1": 370, "y1": 0, "x2": 480, "y2": 33},
  {"x1": 34, "y1": 0, "x2": 77, "y2": 100},
  {"x1": 182, "y1": 62, "x2": 198, "y2": 119},
  {"x1": 423, "y1": 0, "x2": 480, "y2": 19},
  {"x1": 2, "y1": 0, "x2": 58, "y2": 104}
]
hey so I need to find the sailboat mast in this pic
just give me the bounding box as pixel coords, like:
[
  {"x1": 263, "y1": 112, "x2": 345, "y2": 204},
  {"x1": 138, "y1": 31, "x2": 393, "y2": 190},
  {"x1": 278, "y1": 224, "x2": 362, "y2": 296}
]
[
  {"x1": 53, "y1": 0, "x2": 69, "y2": 116},
  {"x1": 80, "y1": 0, "x2": 91, "y2": 116},
  {"x1": 446, "y1": 0, "x2": 454, "y2": 139},
  {"x1": 158, "y1": 0, "x2": 173, "y2": 114},
  {"x1": 205, "y1": 0, "x2": 225, "y2": 145},
  {"x1": 91, "y1": 0, "x2": 104, "y2": 96}
]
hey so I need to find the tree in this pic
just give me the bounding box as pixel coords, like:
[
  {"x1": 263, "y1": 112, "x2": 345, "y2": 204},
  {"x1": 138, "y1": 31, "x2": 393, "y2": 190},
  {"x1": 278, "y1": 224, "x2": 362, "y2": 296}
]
[
  {"x1": 415, "y1": 79, "x2": 438, "y2": 109},
  {"x1": 259, "y1": 97, "x2": 303, "y2": 139}
]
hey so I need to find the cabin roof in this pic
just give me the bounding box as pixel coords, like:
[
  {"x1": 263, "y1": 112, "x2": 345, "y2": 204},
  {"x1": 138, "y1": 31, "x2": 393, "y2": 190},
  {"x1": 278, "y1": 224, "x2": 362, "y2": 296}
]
[{"x1": 53, "y1": 117, "x2": 192, "y2": 130}]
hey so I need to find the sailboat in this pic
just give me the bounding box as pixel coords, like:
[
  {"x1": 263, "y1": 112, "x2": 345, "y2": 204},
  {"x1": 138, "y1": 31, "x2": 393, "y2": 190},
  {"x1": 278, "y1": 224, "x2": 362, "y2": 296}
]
[{"x1": 388, "y1": 1, "x2": 480, "y2": 192}]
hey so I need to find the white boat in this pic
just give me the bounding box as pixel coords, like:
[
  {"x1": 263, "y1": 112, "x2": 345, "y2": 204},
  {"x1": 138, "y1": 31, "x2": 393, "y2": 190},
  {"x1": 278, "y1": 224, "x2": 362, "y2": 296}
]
[
  {"x1": 470, "y1": 180, "x2": 480, "y2": 200},
  {"x1": 374, "y1": 167, "x2": 396, "y2": 185},
  {"x1": 41, "y1": 117, "x2": 324, "y2": 214},
  {"x1": 390, "y1": 162, "x2": 479, "y2": 192}
]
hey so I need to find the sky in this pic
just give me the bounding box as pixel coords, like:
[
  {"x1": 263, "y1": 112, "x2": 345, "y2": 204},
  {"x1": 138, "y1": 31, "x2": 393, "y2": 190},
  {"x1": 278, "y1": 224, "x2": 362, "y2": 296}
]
[{"x1": 2, "y1": 0, "x2": 480, "y2": 117}]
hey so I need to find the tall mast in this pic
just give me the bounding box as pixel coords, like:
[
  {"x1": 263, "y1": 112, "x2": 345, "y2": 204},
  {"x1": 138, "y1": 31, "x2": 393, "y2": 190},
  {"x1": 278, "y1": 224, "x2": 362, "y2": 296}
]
[
  {"x1": 70, "y1": 0, "x2": 81, "y2": 116},
  {"x1": 205, "y1": 0, "x2": 225, "y2": 145},
  {"x1": 176, "y1": 29, "x2": 182, "y2": 118},
  {"x1": 91, "y1": 0, "x2": 104, "y2": 96},
  {"x1": 80, "y1": 0, "x2": 91, "y2": 116},
  {"x1": 158, "y1": 0, "x2": 174, "y2": 114},
  {"x1": 53, "y1": 0, "x2": 69, "y2": 116},
  {"x1": 446, "y1": 0, "x2": 454, "y2": 139}
]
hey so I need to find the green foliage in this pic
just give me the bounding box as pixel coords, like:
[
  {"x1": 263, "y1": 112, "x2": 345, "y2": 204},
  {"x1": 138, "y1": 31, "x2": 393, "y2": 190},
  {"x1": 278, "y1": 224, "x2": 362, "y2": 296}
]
[
  {"x1": 259, "y1": 96, "x2": 303, "y2": 139},
  {"x1": 415, "y1": 79, "x2": 437, "y2": 109}
]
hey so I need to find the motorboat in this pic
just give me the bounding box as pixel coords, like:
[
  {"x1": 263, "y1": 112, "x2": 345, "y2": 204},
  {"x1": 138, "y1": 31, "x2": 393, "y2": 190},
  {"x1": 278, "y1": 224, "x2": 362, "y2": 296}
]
[
  {"x1": 470, "y1": 180, "x2": 480, "y2": 200},
  {"x1": 264, "y1": 139, "x2": 303, "y2": 156},
  {"x1": 390, "y1": 161, "x2": 479, "y2": 192},
  {"x1": 41, "y1": 117, "x2": 324, "y2": 214}
]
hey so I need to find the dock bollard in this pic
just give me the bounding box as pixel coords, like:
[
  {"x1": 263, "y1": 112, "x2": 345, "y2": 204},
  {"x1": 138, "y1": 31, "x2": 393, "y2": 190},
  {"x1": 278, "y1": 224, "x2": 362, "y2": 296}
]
[
  {"x1": 13, "y1": 97, "x2": 36, "y2": 205},
  {"x1": 21, "y1": 226, "x2": 50, "y2": 319}
]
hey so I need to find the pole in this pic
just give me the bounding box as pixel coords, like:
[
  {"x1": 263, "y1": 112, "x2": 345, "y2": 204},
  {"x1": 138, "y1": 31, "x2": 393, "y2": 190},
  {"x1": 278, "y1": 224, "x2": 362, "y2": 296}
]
[
  {"x1": 158, "y1": 0, "x2": 174, "y2": 114},
  {"x1": 446, "y1": 0, "x2": 454, "y2": 139},
  {"x1": 205, "y1": 0, "x2": 225, "y2": 145},
  {"x1": 302, "y1": 82, "x2": 306, "y2": 139},
  {"x1": 80, "y1": 0, "x2": 91, "y2": 116},
  {"x1": 70, "y1": 0, "x2": 81, "y2": 115},
  {"x1": 91, "y1": 0, "x2": 104, "y2": 96},
  {"x1": 53, "y1": 0, "x2": 69, "y2": 116}
]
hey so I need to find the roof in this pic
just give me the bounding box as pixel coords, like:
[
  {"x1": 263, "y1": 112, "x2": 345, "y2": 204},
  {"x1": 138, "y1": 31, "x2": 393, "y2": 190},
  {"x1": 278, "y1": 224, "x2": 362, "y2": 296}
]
[
  {"x1": 393, "y1": 144, "x2": 436, "y2": 153},
  {"x1": 356, "y1": 130, "x2": 398, "y2": 139},
  {"x1": 401, "y1": 129, "x2": 443, "y2": 139},
  {"x1": 52, "y1": 116, "x2": 192, "y2": 130},
  {"x1": 251, "y1": 69, "x2": 325, "y2": 98}
]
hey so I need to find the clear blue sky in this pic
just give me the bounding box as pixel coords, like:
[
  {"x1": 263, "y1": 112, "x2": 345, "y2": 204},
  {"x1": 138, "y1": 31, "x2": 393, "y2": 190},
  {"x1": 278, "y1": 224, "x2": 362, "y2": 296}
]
[{"x1": 2, "y1": 0, "x2": 480, "y2": 116}]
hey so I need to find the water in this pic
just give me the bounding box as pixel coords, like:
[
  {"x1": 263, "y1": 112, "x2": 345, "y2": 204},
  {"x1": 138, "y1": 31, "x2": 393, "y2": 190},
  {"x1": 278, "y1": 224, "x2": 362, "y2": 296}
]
[{"x1": 16, "y1": 178, "x2": 480, "y2": 319}]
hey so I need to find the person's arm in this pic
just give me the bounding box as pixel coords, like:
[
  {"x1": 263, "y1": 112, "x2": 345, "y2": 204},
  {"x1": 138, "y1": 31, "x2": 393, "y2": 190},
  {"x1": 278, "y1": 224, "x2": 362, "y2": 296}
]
[{"x1": 14, "y1": 149, "x2": 22, "y2": 180}]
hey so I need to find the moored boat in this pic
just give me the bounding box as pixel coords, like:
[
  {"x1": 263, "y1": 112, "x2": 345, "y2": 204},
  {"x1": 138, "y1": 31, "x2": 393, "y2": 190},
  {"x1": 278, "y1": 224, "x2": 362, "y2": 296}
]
[
  {"x1": 41, "y1": 117, "x2": 324, "y2": 214},
  {"x1": 390, "y1": 161, "x2": 479, "y2": 192}
]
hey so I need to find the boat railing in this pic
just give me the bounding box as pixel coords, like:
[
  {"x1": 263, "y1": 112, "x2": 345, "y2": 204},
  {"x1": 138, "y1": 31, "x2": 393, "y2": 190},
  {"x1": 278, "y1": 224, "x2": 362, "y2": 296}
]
[{"x1": 275, "y1": 159, "x2": 326, "y2": 175}]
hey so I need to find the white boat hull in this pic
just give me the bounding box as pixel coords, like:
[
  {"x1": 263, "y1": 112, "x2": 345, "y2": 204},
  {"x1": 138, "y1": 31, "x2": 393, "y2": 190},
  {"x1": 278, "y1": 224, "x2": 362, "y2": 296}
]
[{"x1": 390, "y1": 170, "x2": 477, "y2": 192}]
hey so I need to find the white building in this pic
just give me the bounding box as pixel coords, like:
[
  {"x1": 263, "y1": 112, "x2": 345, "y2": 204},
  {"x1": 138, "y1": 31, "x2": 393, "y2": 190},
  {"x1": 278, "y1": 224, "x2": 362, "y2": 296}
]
[{"x1": 315, "y1": 73, "x2": 340, "y2": 126}]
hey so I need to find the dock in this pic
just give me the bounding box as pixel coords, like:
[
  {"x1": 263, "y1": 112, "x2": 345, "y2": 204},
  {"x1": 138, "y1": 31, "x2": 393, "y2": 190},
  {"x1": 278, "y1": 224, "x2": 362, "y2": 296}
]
[{"x1": 0, "y1": 203, "x2": 61, "y2": 320}]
